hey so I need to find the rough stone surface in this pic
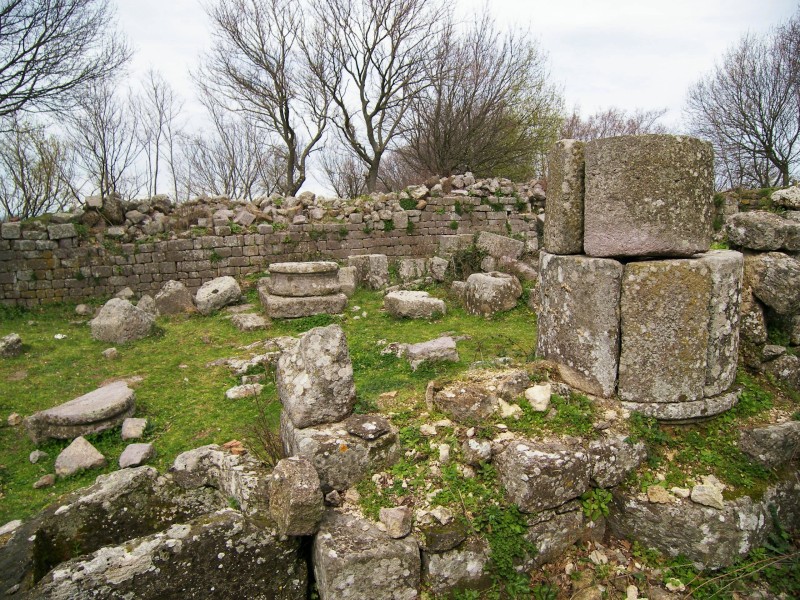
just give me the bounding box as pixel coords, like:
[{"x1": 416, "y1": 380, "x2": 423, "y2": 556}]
[
  {"x1": 153, "y1": 280, "x2": 195, "y2": 314},
  {"x1": 338, "y1": 266, "x2": 357, "y2": 297},
  {"x1": 727, "y1": 211, "x2": 794, "y2": 251},
  {"x1": 608, "y1": 475, "x2": 800, "y2": 569},
  {"x1": 268, "y1": 457, "x2": 324, "y2": 536},
  {"x1": 90, "y1": 298, "x2": 155, "y2": 344},
  {"x1": 763, "y1": 354, "x2": 800, "y2": 389},
  {"x1": 621, "y1": 389, "x2": 740, "y2": 422},
  {"x1": 46, "y1": 223, "x2": 77, "y2": 240},
  {"x1": 739, "y1": 421, "x2": 800, "y2": 468},
  {"x1": 231, "y1": 313, "x2": 269, "y2": 331},
  {"x1": 476, "y1": 231, "x2": 524, "y2": 260},
  {"x1": 537, "y1": 252, "x2": 623, "y2": 397},
  {"x1": 384, "y1": 290, "x2": 446, "y2": 319},
  {"x1": 348, "y1": 254, "x2": 390, "y2": 290},
  {"x1": 25, "y1": 381, "x2": 135, "y2": 444},
  {"x1": 29, "y1": 509, "x2": 307, "y2": 599},
  {"x1": 345, "y1": 414, "x2": 392, "y2": 440},
  {"x1": 523, "y1": 502, "x2": 588, "y2": 567},
  {"x1": 463, "y1": 272, "x2": 522, "y2": 317},
  {"x1": 544, "y1": 139, "x2": 585, "y2": 254},
  {"x1": 119, "y1": 442, "x2": 155, "y2": 468},
  {"x1": 267, "y1": 261, "x2": 341, "y2": 297},
  {"x1": 433, "y1": 369, "x2": 530, "y2": 422},
  {"x1": 422, "y1": 537, "x2": 491, "y2": 595},
  {"x1": 121, "y1": 417, "x2": 147, "y2": 440},
  {"x1": 261, "y1": 290, "x2": 348, "y2": 318},
  {"x1": 280, "y1": 412, "x2": 399, "y2": 492},
  {"x1": 772, "y1": 186, "x2": 800, "y2": 209},
  {"x1": 428, "y1": 256, "x2": 449, "y2": 281},
  {"x1": 691, "y1": 484, "x2": 725, "y2": 510},
  {"x1": 495, "y1": 438, "x2": 591, "y2": 513},
  {"x1": 136, "y1": 294, "x2": 157, "y2": 316},
  {"x1": 588, "y1": 435, "x2": 648, "y2": 488},
  {"x1": 584, "y1": 134, "x2": 714, "y2": 257},
  {"x1": 194, "y1": 276, "x2": 242, "y2": 314},
  {"x1": 398, "y1": 258, "x2": 428, "y2": 282},
  {"x1": 276, "y1": 324, "x2": 356, "y2": 429},
  {"x1": 619, "y1": 259, "x2": 712, "y2": 406},
  {"x1": 698, "y1": 251, "x2": 743, "y2": 397},
  {"x1": 462, "y1": 438, "x2": 492, "y2": 465},
  {"x1": 403, "y1": 336, "x2": 459, "y2": 370},
  {"x1": 0, "y1": 333, "x2": 22, "y2": 357},
  {"x1": 55, "y1": 436, "x2": 107, "y2": 477},
  {"x1": 313, "y1": 509, "x2": 420, "y2": 600},
  {"x1": 745, "y1": 252, "x2": 800, "y2": 315},
  {"x1": 380, "y1": 506, "x2": 413, "y2": 539}
]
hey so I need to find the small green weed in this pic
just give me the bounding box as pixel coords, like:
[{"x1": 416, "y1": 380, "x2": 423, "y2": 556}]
[
  {"x1": 399, "y1": 198, "x2": 416, "y2": 211},
  {"x1": 580, "y1": 488, "x2": 612, "y2": 521}
]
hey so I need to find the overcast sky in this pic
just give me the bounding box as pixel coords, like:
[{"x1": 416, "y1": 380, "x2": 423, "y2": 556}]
[{"x1": 115, "y1": 0, "x2": 798, "y2": 191}]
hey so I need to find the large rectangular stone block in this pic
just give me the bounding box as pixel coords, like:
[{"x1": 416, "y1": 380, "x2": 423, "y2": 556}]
[
  {"x1": 543, "y1": 139, "x2": 585, "y2": 254},
  {"x1": 698, "y1": 250, "x2": 743, "y2": 396},
  {"x1": 619, "y1": 258, "x2": 713, "y2": 404},
  {"x1": 584, "y1": 135, "x2": 714, "y2": 258},
  {"x1": 536, "y1": 252, "x2": 623, "y2": 397}
]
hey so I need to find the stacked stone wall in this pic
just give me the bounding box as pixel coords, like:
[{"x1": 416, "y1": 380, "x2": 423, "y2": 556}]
[{"x1": 0, "y1": 192, "x2": 538, "y2": 306}]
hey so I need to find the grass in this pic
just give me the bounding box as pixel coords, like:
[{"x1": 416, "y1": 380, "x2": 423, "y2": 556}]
[{"x1": 0, "y1": 284, "x2": 538, "y2": 524}]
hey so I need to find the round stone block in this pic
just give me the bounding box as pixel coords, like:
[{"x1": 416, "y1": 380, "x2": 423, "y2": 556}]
[{"x1": 267, "y1": 261, "x2": 341, "y2": 297}]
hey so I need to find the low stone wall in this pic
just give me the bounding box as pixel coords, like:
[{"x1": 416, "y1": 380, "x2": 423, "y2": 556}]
[{"x1": 0, "y1": 191, "x2": 539, "y2": 306}]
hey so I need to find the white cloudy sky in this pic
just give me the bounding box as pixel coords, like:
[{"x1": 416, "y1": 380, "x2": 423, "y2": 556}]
[{"x1": 115, "y1": 0, "x2": 798, "y2": 191}]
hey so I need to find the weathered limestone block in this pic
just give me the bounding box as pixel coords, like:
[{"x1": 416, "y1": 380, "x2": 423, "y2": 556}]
[
  {"x1": 136, "y1": 295, "x2": 157, "y2": 316},
  {"x1": 280, "y1": 413, "x2": 399, "y2": 491},
  {"x1": 268, "y1": 457, "x2": 324, "y2": 536},
  {"x1": 30, "y1": 509, "x2": 307, "y2": 599},
  {"x1": 698, "y1": 250, "x2": 743, "y2": 397},
  {"x1": 543, "y1": 139, "x2": 585, "y2": 254},
  {"x1": 428, "y1": 256, "x2": 449, "y2": 281},
  {"x1": 261, "y1": 291, "x2": 348, "y2": 318},
  {"x1": 338, "y1": 265, "x2": 357, "y2": 297},
  {"x1": 194, "y1": 275, "x2": 242, "y2": 314},
  {"x1": 403, "y1": 336, "x2": 459, "y2": 371},
  {"x1": 380, "y1": 507, "x2": 413, "y2": 539},
  {"x1": 398, "y1": 258, "x2": 428, "y2": 282},
  {"x1": 313, "y1": 510, "x2": 420, "y2": 600},
  {"x1": 621, "y1": 389, "x2": 740, "y2": 422},
  {"x1": 476, "y1": 231, "x2": 524, "y2": 260},
  {"x1": 55, "y1": 436, "x2": 106, "y2": 477},
  {"x1": 433, "y1": 369, "x2": 530, "y2": 422},
  {"x1": 588, "y1": 435, "x2": 647, "y2": 488},
  {"x1": 348, "y1": 254, "x2": 390, "y2": 289},
  {"x1": 764, "y1": 354, "x2": 800, "y2": 389},
  {"x1": 276, "y1": 324, "x2": 356, "y2": 429},
  {"x1": 422, "y1": 537, "x2": 491, "y2": 596},
  {"x1": 523, "y1": 501, "x2": 588, "y2": 568},
  {"x1": 739, "y1": 421, "x2": 800, "y2": 468},
  {"x1": 607, "y1": 475, "x2": 800, "y2": 569},
  {"x1": 463, "y1": 272, "x2": 522, "y2": 316},
  {"x1": 536, "y1": 252, "x2": 623, "y2": 397},
  {"x1": 618, "y1": 259, "x2": 712, "y2": 406},
  {"x1": 25, "y1": 381, "x2": 135, "y2": 444},
  {"x1": 231, "y1": 312, "x2": 269, "y2": 331},
  {"x1": 772, "y1": 185, "x2": 800, "y2": 209},
  {"x1": 495, "y1": 438, "x2": 591, "y2": 513},
  {"x1": 0, "y1": 332, "x2": 23, "y2": 357},
  {"x1": 584, "y1": 134, "x2": 714, "y2": 257},
  {"x1": 90, "y1": 298, "x2": 155, "y2": 343},
  {"x1": 745, "y1": 252, "x2": 800, "y2": 315},
  {"x1": 153, "y1": 280, "x2": 195, "y2": 314},
  {"x1": 267, "y1": 261, "x2": 341, "y2": 297},
  {"x1": 121, "y1": 417, "x2": 147, "y2": 440},
  {"x1": 437, "y1": 234, "x2": 474, "y2": 258},
  {"x1": 384, "y1": 290, "x2": 446, "y2": 319},
  {"x1": 46, "y1": 223, "x2": 76, "y2": 240},
  {"x1": 727, "y1": 211, "x2": 791, "y2": 251},
  {"x1": 119, "y1": 442, "x2": 155, "y2": 468}
]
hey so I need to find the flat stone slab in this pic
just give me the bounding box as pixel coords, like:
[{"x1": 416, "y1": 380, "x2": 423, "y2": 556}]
[
  {"x1": 404, "y1": 336, "x2": 459, "y2": 370},
  {"x1": 536, "y1": 252, "x2": 623, "y2": 397},
  {"x1": 384, "y1": 290, "x2": 446, "y2": 319},
  {"x1": 621, "y1": 389, "x2": 740, "y2": 423},
  {"x1": 25, "y1": 381, "x2": 135, "y2": 444},
  {"x1": 584, "y1": 134, "x2": 714, "y2": 258},
  {"x1": 260, "y1": 291, "x2": 348, "y2": 318},
  {"x1": 119, "y1": 443, "x2": 155, "y2": 468},
  {"x1": 55, "y1": 436, "x2": 106, "y2": 477},
  {"x1": 267, "y1": 261, "x2": 342, "y2": 297},
  {"x1": 230, "y1": 313, "x2": 269, "y2": 331}
]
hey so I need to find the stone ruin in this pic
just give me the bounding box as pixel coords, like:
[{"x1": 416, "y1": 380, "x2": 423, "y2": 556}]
[
  {"x1": 259, "y1": 261, "x2": 348, "y2": 318},
  {"x1": 538, "y1": 135, "x2": 743, "y2": 421}
]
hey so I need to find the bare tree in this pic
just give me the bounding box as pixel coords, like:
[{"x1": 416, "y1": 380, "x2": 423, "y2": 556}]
[
  {"x1": 310, "y1": 0, "x2": 444, "y2": 192},
  {"x1": 400, "y1": 13, "x2": 563, "y2": 180},
  {"x1": 560, "y1": 106, "x2": 669, "y2": 141},
  {"x1": 67, "y1": 81, "x2": 143, "y2": 199},
  {"x1": 136, "y1": 70, "x2": 184, "y2": 199},
  {"x1": 202, "y1": 0, "x2": 328, "y2": 196},
  {"x1": 685, "y1": 11, "x2": 800, "y2": 188},
  {"x1": 179, "y1": 99, "x2": 283, "y2": 200},
  {"x1": 0, "y1": 117, "x2": 75, "y2": 218},
  {"x1": 0, "y1": 0, "x2": 130, "y2": 118},
  {"x1": 321, "y1": 150, "x2": 367, "y2": 198}
]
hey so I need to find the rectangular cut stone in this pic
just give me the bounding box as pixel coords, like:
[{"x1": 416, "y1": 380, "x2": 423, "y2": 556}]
[
  {"x1": 476, "y1": 231, "x2": 524, "y2": 260},
  {"x1": 260, "y1": 291, "x2": 347, "y2": 318},
  {"x1": 697, "y1": 250, "x2": 743, "y2": 396},
  {"x1": 619, "y1": 258, "x2": 713, "y2": 404},
  {"x1": 584, "y1": 135, "x2": 714, "y2": 258},
  {"x1": 536, "y1": 252, "x2": 623, "y2": 397},
  {"x1": 543, "y1": 139, "x2": 585, "y2": 254}
]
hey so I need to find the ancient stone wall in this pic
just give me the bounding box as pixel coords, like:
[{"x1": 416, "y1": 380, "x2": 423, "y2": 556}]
[{"x1": 0, "y1": 182, "x2": 542, "y2": 307}]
